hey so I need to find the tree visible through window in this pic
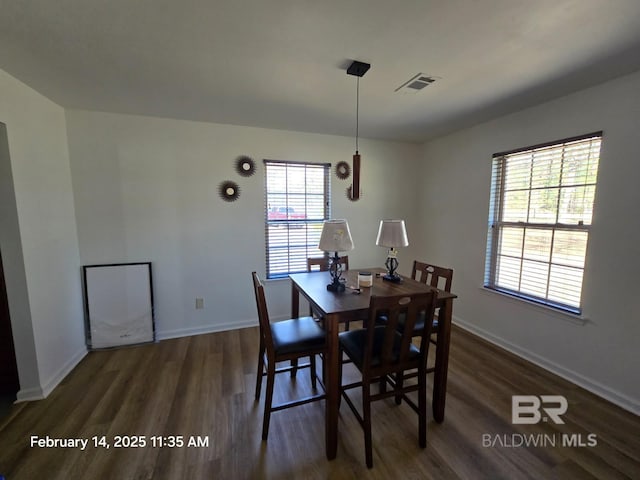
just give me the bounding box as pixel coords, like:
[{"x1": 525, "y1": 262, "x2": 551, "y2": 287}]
[
  {"x1": 264, "y1": 160, "x2": 330, "y2": 278},
  {"x1": 484, "y1": 132, "x2": 602, "y2": 313}
]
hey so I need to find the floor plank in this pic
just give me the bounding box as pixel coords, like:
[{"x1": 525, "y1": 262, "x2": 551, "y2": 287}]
[{"x1": 0, "y1": 326, "x2": 638, "y2": 479}]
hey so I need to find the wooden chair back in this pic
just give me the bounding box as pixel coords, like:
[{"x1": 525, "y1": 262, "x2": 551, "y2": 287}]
[
  {"x1": 364, "y1": 291, "x2": 437, "y2": 377},
  {"x1": 252, "y1": 272, "x2": 275, "y2": 358},
  {"x1": 306, "y1": 255, "x2": 349, "y2": 272},
  {"x1": 411, "y1": 261, "x2": 453, "y2": 292},
  {"x1": 306, "y1": 255, "x2": 351, "y2": 328}
]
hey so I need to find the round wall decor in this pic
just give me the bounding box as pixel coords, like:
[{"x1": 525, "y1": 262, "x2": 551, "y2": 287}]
[
  {"x1": 235, "y1": 156, "x2": 256, "y2": 177},
  {"x1": 219, "y1": 180, "x2": 240, "y2": 202},
  {"x1": 335, "y1": 161, "x2": 350, "y2": 180}
]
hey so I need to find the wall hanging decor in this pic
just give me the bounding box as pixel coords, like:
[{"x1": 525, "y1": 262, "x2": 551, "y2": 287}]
[
  {"x1": 219, "y1": 180, "x2": 240, "y2": 202},
  {"x1": 335, "y1": 161, "x2": 350, "y2": 180},
  {"x1": 235, "y1": 155, "x2": 256, "y2": 177}
]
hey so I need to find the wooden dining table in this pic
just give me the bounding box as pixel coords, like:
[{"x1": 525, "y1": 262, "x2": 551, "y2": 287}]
[{"x1": 289, "y1": 267, "x2": 457, "y2": 460}]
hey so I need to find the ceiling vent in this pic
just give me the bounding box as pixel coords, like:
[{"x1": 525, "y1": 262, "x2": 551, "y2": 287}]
[{"x1": 394, "y1": 73, "x2": 437, "y2": 94}]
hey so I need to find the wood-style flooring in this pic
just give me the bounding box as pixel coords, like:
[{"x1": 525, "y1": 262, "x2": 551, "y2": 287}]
[{"x1": 0, "y1": 325, "x2": 638, "y2": 479}]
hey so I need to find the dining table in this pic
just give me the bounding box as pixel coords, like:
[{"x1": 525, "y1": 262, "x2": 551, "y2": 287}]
[{"x1": 289, "y1": 267, "x2": 457, "y2": 460}]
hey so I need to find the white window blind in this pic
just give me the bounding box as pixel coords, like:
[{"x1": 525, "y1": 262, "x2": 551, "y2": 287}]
[
  {"x1": 264, "y1": 160, "x2": 330, "y2": 279},
  {"x1": 484, "y1": 132, "x2": 602, "y2": 314}
]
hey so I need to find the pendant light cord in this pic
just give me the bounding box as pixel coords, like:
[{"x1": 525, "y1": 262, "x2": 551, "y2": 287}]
[{"x1": 355, "y1": 76, "x2": 360, "y2": 154}]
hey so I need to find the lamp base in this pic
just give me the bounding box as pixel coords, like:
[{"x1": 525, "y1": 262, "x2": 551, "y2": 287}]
[
  {"x1": 382, "y1": 274, "x2": 402, "y2": 283},
  {"x1": 326, "y1": 252, "x2": 346, "y2": 292},
  {"x1": 327, "y1": 281, "x2": 346, "y2": 292},
  {"x1": 383, "y1": 253, "x2": 401, "y2": 283}
]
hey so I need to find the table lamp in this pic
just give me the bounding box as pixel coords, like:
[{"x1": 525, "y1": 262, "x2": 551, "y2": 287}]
[
  {"x1": 376, "y1": 219, "x2": 409, "y2": 282},
  {"x1": 318, "y1": 219, "x2": 354, "y2": 292}
]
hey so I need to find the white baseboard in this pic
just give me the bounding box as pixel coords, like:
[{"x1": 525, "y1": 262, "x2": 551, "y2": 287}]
[
  {"x1": 453, "y1": 316, "x2": 640, "y2": 416},
  {"x1": 16, "y1": 385, "x2": 44, "y2": 403},
  {"x1": 16, "y1": 346, "x2": 88, "y2": 402},
  {"x1": 156, "y1": 319, "x2": 258, "y2": 341}
]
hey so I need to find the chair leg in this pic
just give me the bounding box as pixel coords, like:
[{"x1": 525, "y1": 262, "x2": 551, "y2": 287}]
[
  {"x1": 394, "y1": 371, "x2": 404, "y2": 405},
  {"x1": 262, "y1": 362, "x2": 276, "y2": 441},
  {"x1": 290, "y1": 358, "x2": 298, "y2": 378},
  {"x1": 255, "y1": 343, "x2": 265, "y2": 400},
  {"x1": 430, "y1": 320, "x2": 439, "y2": 346},
  {"x1": 310, "y1": 354, "x2": 317, "y2": 389},
  {"x1": 418, "y1": 368, "x2": 427, "y2": 448},
  {"x1": 363, "y1": 380, "x2": 373, "y2": 469},
  {"x1": 344, "y1": 319, "x2": 350, "y2": 331}
]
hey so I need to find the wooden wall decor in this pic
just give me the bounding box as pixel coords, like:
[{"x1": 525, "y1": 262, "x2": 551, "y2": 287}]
[
  {"x1": 335, "y1": 161, "x2": 350, "y2": 180},
  {"x1": 219, "y1": 180, "x2": 240, "y2": 202},
  {"x1": 235, "y1": 156, "x2": 256, "y2": 177}
]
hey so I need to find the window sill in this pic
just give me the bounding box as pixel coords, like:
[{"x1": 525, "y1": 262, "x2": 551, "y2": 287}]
[{"x1": 479, "y1": 286, "x2": 589, "y2": 326}]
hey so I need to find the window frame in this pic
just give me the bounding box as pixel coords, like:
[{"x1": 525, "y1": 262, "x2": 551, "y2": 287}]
[
  {"x1": 484, "y1": 131, "x2": 603, "y2": 315},
  {"x1": 263, "y1": 159, "x2": 331, "y2": 279}
]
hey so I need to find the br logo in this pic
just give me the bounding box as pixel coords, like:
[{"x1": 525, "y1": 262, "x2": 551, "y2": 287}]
[{"x1": 512, "y1": 395, "x2": 568, "y2": 424}]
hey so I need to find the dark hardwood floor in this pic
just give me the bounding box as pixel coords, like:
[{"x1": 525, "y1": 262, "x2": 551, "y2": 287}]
[{"x1": 0, "y1": 325, "x2": 638, "y2": 479}]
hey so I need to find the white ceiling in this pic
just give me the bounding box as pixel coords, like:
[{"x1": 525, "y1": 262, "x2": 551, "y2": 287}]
[{"x1": 2, "y1": 0, "x2": 640, "y2": 143}]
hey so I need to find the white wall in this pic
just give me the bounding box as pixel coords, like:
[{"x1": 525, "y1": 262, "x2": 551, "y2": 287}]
[
  {"x1": 4, "y1": 61, "x2": 638, "y2": 414},
  {"x1": 65, "y1": 110, "x2": 422, "y2": 338},
  {"x1": 0, "y1": 69, "x2": 85, "y2": 400},
  {"x1": 0, "y1": 122, "x2": 38, "y2": 396},
  {"x1": 418, "y1": 70, "x2": 640, "y2": 414}
]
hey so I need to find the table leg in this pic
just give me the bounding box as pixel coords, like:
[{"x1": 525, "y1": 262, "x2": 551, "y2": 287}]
[
  {"x1": 291, "y1": 282, "x2": 300, "y2": 318},
  {"x1": 433, "y1": 298, "x2": 452, "y2": 423},
  {"x1": 325, "y1": 312, "x2": 339, "y2": 460}
]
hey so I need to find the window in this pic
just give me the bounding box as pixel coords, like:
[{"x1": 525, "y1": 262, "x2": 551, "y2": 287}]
[
  {"x1": 264, "y1": 160, "x2": 330, "y2": 279},
  {"x1": 484, "y1": 132, "x2": 602, "y2": 314}
]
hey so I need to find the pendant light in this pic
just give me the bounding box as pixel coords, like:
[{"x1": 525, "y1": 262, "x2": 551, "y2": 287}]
[{"x1": 346, "y1": 60, "x2": 370, "y2": 201}]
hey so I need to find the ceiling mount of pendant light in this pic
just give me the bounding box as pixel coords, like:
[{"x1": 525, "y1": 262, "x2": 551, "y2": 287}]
[{"x1": 346, "y1": 60, "x2": 370, "y2": 201}]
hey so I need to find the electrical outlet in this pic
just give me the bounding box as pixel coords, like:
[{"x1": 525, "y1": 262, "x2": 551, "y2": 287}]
[{"x1": 195, "y1": 297, "x2": 204, "y2": 309}]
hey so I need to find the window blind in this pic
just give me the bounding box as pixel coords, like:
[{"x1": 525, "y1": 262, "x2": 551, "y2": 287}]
[
  {"x1": 264, "y1": 160, "x2": 330, "y2": 279},
  {"x1": 484, "y1": 132, "x2": 602, "y2": 313}
]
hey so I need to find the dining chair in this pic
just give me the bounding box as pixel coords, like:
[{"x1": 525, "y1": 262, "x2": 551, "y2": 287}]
[
  {"x1": 291, "y1": 255, "x2": 351, "y2": 381},
  {"x1": 306, "y1": 255, "x2": 351, "y2": 330},
  {"x1": 411, "y1": 260, "x2": 453, "y2": 292},
  {"x1": 306, "y1": 255, "x2": 349, "y2": 272},
  {"x1": 338, "y1": 291, "x2": 438, "y2": 468},
  {"x1": 377, "y1": 260, "x2": 453, "y2": 394},
  {"x1": 379, "y1": 260, "x2": 452, "y2": 334},
  {"x1": 252, "y1": 272, "x2": 327, "y2": 440},
  {"x1": 410, "y1": 260, "x2": 453, "y2": 344}
]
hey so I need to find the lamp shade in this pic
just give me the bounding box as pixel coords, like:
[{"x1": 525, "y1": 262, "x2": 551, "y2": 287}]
[
  {"x1": 318, "y1": 219, "x2": 354, "y2": 252},
  {"x1": 376, "y1": 219, "x2": 409, "y2": 248}
]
